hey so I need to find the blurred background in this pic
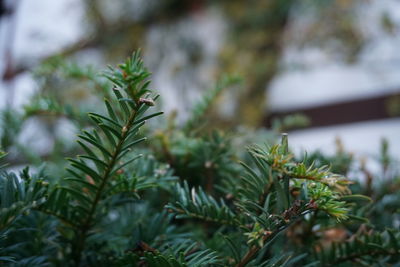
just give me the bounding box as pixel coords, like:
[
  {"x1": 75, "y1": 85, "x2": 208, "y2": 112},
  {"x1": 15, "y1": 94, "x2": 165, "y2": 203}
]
[{"x1": 0, "y1": 0, "x2": 399, "y2": 169}]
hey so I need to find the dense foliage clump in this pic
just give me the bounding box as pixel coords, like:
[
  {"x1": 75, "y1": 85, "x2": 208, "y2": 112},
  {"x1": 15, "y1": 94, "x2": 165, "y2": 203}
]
[{"x1": 0, "y1": 52, "x2": 399, "y2": 266}]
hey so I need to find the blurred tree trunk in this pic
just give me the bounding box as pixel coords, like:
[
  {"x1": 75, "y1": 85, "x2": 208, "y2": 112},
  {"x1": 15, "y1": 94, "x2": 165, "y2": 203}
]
[{"x1": 219, "y1": 0, "x2": 294, "y2": 126}]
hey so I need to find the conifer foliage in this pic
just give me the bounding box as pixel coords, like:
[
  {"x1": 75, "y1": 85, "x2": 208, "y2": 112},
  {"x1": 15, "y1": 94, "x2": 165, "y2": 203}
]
[{"x1": 0, "y1": 52, "x2": 399, "y2": 266}]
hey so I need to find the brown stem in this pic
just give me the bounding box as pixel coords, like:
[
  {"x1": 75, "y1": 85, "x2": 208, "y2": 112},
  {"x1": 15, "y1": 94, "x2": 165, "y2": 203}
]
[
  {"x1": 73, "y1": 108, "x2": 139, "y2": 265},
  {"x1": 236, "y1": 245, "x2": 259, "y2": 267}
]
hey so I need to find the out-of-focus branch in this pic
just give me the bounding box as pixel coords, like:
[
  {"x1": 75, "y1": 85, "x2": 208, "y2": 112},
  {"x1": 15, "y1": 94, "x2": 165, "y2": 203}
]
[
  {"x1": 2, "y1": 0, "x2": 200, "y2": 82},
  {"x1": 2, "y1": 19, "x2": 148, "y2": 81},
  {"x1": 1, "y1": 0, "x2": 21, "y2": 106}
]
